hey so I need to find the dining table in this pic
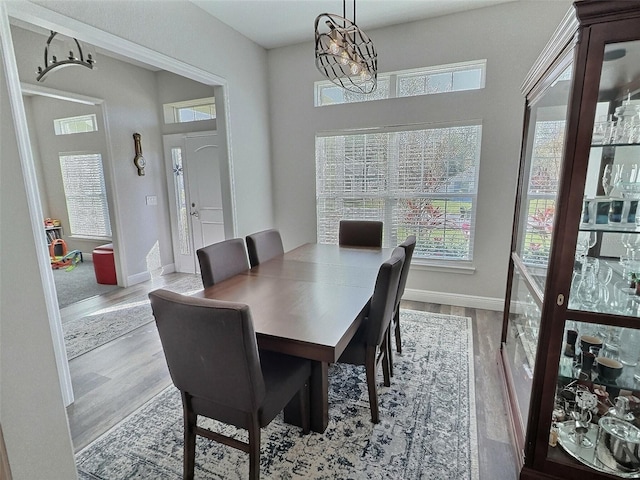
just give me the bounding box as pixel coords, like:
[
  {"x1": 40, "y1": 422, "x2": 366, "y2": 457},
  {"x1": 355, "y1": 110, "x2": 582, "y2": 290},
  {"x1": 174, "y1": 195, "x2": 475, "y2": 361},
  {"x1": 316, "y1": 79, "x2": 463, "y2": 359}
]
[{"x1": 194, "y1": 242, "x2": 394, "y2": 432}]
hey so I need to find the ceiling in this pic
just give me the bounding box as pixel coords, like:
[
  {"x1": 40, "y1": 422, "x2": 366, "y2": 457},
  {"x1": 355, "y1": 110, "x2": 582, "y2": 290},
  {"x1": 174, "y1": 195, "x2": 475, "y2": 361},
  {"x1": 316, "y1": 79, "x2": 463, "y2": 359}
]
[{"x1": 192, "y1": 0, "x2": 519, "y2": 50}]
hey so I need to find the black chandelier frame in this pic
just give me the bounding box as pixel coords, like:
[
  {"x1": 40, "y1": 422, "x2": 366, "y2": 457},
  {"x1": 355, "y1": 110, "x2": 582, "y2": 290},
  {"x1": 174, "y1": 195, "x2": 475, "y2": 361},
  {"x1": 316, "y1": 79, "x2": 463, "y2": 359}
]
[{"x1": 314, "y1": 0, "x2": 377, "y2": 94}]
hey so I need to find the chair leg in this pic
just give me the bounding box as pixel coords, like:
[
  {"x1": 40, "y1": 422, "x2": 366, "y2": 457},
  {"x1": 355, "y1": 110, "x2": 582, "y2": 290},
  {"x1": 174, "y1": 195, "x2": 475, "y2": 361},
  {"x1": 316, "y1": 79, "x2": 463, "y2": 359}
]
[
  {"x1": 387, "y1": 327, "x2": 394, "y2": 377},
  {"x1": 381, "y1": 335, "x2": 391, "y2": 388},
  {"x1": 365, "y1": 347, "x2": 380, "y2": 423},
  {"x1": 248, "y1": 416, "x2": 261, "y2": 480},
  {"x1": 394, "y1": 309, "x2": 402, "y2": 353},
  {"x1": 181, "y1": 393, "x2": 197, "y2": 480}
]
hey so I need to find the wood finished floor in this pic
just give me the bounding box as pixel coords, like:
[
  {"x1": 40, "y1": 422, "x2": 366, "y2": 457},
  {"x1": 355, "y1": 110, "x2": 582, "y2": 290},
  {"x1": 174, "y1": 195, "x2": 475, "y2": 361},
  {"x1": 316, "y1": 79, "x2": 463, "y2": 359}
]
[{"x1": 65, "y1": 275, "x2": 518, "y2": 479}]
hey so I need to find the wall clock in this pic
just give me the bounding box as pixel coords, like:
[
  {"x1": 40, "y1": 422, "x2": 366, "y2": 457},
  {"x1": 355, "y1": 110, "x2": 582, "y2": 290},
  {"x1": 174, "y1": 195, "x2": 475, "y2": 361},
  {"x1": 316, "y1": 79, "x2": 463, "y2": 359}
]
[{"x1": 133, "y1": 132, "x2": 145, "y2": 176}]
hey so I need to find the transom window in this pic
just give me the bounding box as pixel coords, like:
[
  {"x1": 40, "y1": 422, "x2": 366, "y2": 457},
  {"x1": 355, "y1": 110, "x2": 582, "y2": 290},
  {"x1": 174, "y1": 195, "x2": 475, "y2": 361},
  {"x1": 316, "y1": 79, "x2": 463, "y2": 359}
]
[
  {"x1": 315, "y1": 60, "x2": 486, "y2": 107},
  {"x1": 53, "y1": 114, "x2": 98, "y2": 135},
  {"x1": 59, "y1": 153, "x2": 112, "y2": 238},
  {"x1": 163, "y1": 97, "x2": 216, "y2": 124},
  {"x1": 316, "y1": 123, "x2": 482, "y2": 261}
]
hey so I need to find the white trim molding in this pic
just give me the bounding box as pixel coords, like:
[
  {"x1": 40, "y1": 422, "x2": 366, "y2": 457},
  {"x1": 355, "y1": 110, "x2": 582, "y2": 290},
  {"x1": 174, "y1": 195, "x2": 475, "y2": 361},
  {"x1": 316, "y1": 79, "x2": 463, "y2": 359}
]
[{"x1": 403, "y1": 287, "x2": 505, "y2": 312}]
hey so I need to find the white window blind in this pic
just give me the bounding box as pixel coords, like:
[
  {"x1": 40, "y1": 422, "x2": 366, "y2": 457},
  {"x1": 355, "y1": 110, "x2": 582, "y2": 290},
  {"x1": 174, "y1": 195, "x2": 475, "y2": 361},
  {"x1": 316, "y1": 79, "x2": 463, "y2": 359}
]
[
  {"x1": 316, "y1": 123, "x2": 481, "y2": 260},
  {"x1": 59, "y1": 153, "x2": 112, "y2": 238}
]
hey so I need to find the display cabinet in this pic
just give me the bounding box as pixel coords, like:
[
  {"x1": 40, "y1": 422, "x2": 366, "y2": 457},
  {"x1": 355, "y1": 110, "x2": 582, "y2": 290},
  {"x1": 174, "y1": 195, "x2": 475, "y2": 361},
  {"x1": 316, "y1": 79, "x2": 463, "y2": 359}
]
[{"x1": 501, "y1": 2, "x2": 640, "y2": 479}]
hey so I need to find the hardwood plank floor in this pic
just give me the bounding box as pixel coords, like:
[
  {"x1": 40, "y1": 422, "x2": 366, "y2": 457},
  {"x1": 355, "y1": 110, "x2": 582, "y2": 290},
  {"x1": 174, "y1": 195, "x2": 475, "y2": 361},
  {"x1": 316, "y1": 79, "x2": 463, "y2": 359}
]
[{"x1": 66, "y1": 278, "x2": 518, "y2": 478}]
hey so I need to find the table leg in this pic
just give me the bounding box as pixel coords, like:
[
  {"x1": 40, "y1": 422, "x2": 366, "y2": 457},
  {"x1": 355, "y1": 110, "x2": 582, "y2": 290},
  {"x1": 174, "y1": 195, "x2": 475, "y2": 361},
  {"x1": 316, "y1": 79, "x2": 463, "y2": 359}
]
[
  {"x1": 283, "y1": 360, "x2": 329, "y2": 433},
  {"x1": 309, "y1": 360, "x2": 328, "y2": 432}
]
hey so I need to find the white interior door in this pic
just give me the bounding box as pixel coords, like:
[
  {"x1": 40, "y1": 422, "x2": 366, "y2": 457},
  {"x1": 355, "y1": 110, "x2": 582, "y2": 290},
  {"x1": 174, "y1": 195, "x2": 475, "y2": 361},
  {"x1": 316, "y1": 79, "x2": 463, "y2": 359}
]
[{"x1": 163, "y1": 132, "x2": 225, "y2": 273}]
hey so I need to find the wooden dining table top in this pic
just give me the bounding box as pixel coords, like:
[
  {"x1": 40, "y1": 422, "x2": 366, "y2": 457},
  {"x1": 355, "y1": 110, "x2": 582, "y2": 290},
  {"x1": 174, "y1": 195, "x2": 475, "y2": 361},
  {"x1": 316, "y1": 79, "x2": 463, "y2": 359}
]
[{"x1": 194, "y1": 243, "x2": 394, "y2": 363}]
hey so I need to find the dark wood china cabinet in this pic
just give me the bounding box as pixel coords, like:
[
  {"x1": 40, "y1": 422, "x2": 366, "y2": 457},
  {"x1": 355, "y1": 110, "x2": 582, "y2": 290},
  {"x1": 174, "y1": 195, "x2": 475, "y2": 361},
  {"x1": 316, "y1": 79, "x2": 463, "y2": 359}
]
[{"x1": 501, "y1": 2, "x2": 640, "y2": 479}]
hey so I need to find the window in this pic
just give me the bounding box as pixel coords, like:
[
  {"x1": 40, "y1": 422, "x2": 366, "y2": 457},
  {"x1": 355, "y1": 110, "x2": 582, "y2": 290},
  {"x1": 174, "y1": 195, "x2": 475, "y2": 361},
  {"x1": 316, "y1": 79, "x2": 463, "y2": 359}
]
[
  {"x1": 53, "y1": 114, "x2": 98, "y2": 135},
  {"x1": 170, "y1": 147, "x2": 190, "y2": 255},
  {"x1": 315, "y1": 60, "x2": 486, "y2": 106},
  {"x1": 163, "y1": 97, "x2": 216, "y2": 124},
  {"x1": 316, "y1": 123, "x2": 482, "y2": 260},
  {"x1": 521, "y1": 120, "x2": 565, "y2": 266},
  {"x1": 59, "y1": 153, "x2": 112, "y2": 238}
]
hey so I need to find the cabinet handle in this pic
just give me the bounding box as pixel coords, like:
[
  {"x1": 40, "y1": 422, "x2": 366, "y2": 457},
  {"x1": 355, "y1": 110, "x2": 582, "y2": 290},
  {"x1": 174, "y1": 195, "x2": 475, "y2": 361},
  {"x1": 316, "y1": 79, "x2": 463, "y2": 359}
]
[{"x1": 557, "y1": 294, "x2": 564, "y2": 306}]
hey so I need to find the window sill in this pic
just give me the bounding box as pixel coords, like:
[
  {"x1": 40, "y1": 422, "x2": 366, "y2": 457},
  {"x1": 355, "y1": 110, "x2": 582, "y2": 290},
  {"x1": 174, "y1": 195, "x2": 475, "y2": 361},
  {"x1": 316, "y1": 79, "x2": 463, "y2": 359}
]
[
  {"x1": 69, "y1": 235, "x2": 112, "y2": 242},
  {"x1": 411, "y1": 259, "x2": 476, "y2": 275}
]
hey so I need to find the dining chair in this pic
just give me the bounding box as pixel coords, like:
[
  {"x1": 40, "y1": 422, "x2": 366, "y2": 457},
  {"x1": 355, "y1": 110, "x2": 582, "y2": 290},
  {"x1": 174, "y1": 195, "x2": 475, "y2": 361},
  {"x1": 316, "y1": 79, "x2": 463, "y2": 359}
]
[
  {"x1": 196, "y1": 238, "x2": 250, "y2": 288},
  {"x1": 149, "y1": 289, "x2": 311, "y2": 480},
  {"x1": 245, "y1": 229, "x2": 284, "y2": 267},
  {"x1": 337, "y1": 246, "x2": 405, "y2": 423},
  {"x1": 388, "y1": 235, "x2": 416, "y2": 377},
  {"x1": 338, "y1": 220, "x2": 383, "y2": 247}
]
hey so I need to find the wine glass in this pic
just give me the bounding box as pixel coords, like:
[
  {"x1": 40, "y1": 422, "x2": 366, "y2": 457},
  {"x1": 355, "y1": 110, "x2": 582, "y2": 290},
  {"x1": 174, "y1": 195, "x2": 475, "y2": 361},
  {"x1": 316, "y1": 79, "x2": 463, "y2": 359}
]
[{"x1": 602, "y1": 164, "x2": 614, "y2": 196}]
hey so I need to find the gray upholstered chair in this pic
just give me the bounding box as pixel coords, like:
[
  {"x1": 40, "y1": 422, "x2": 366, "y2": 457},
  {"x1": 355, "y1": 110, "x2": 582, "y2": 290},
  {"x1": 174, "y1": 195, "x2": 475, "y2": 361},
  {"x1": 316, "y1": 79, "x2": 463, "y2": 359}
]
[
  {"x1": 338, "y1": 220, "x2": 383, "y2": 247},
  {"x1": 337, "y1": 246, "x2": 404, "y2": 423},
  {"x1": 149, "y1": 289, "x2": 310, "y2": 480},
  {"x1": 388, "y1": 235, "x2": 416, "y2": 376},
  {"x1": 196, "y1": 238, "x2": 250, "y2": 288},
  {"x1": 245, "y1": 229, "x2": 284, "y2": 267}
]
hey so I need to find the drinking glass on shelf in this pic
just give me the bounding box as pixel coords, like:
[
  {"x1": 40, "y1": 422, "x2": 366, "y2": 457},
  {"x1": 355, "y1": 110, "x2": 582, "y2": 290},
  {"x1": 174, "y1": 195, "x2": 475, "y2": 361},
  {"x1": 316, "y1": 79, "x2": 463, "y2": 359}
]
[
  {"x1": 575, "y1": 232, "x2": 597, "y2": 260},
  {"x1": 602, "y1": 164, "x2": 614, "y2": 196},
  {"x1": 620, "y1": 328, "x2": 640, "y2": 366}
]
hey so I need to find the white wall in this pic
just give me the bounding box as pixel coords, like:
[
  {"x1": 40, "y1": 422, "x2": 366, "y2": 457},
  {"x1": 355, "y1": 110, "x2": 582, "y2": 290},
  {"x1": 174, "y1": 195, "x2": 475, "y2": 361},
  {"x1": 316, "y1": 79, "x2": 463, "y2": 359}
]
[
  {"x1": 1, "y1": 1, "x2": 274, "y2": 478},
  {"x1": 267, "y1": 0, "x2": 573, "y2": 309},
  {"x1": 0, "y1": 40, "x2": 78, "y2": 480}
]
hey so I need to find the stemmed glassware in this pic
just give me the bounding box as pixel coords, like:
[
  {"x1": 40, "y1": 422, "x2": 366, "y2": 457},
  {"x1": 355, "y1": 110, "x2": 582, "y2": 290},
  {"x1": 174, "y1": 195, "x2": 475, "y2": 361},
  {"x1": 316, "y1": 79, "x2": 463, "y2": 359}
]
[
  {"x1": 620, "y1": 233, "x2": 640, "y2": 275},
  {"x1": 602, "y1": 164, "x2": 614, "y2": 196}
]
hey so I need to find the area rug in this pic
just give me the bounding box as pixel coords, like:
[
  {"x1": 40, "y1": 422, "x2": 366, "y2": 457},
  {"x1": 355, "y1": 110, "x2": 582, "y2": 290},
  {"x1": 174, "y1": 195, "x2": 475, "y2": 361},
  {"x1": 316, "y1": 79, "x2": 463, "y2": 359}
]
[
  {"x1": 63, "y1": 274, "x2": 203, "y2": 360},
  {"x1": 75, "y1": 311, "x2": 478, "y2": 479}
]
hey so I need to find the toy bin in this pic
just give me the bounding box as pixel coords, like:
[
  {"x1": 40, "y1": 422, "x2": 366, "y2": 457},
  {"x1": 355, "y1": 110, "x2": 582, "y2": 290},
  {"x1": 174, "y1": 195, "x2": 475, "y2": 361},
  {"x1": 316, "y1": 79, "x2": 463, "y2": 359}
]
[{"x1": 92, "y1": 243, "x2": 117, "y2": 285}]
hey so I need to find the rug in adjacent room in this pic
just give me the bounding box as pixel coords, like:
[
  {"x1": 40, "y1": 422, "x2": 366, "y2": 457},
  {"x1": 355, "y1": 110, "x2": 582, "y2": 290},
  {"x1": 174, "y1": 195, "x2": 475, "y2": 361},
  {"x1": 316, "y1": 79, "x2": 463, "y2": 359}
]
[
  {"x1": 63, "y1": 274, "x2": 203, "y2": 360},
  {"x1": 76, "y1": 310, "x2": 478, "y2": 479}
]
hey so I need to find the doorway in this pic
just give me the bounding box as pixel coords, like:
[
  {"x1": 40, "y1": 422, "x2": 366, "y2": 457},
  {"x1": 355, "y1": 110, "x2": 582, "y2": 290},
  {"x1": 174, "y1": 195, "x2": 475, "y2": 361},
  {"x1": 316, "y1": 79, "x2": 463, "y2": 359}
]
[
  {"x1": 164, "y1": 132, "x2": 226, "y2": 274},
  {"x1": 2, "y1": 5, "x2": 236, "y2": 407}
]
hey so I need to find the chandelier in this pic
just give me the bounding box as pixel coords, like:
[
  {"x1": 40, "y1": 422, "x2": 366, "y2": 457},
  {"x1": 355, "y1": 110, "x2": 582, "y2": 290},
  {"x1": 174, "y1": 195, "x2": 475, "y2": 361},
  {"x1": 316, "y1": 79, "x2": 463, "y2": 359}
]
[
  {"x1": 314, "y1": 0, "x2": 377, "y2": 94},
  {"x1": 36, "y1": 31, "x2": 95, "y2": 82}
]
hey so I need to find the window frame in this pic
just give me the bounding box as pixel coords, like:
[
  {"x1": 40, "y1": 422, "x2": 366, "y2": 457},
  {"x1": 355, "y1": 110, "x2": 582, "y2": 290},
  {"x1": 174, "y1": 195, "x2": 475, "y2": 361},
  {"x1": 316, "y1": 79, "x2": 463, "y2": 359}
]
[
  {"x1": 53, "y1": 114, "x2": 98, "y2": 135},
  {"x1": 162, "y1": 97, "x2": 216, "y2": 124},
  {"x1": 315, "y1": 59, "x2": 487, "y2": 107},
  {"x1": 315, "y1": 121, "x2": 482, "y2": 263}
]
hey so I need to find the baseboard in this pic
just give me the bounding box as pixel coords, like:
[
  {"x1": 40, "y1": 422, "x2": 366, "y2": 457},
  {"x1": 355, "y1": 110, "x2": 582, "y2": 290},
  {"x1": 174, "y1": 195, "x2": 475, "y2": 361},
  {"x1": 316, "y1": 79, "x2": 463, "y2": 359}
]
[
  {"x1": 126, "y1": 263, "x2": 177, "y2": 286},
  {"x1": 160, "y1": 263, "x2": 176, "y2": 274},
  {"x1": 127, "y1": 270, "x2": 152, "y2": 286},
  {"x1": 403, "y1": 288, "x2": 505, "y2": 311}
]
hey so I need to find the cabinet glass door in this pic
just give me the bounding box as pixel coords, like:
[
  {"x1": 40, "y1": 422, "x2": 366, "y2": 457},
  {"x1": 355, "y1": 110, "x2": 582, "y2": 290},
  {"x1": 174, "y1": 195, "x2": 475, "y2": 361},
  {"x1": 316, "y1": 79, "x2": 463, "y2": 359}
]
[
  {"x1": 553, "y1": 38, "x2": 640, "y2": 478},
  {"x1": 503, "y1": 59, "x2": 573, "y2": 440},
  {"x1": 570, "y1": 39, "x2": 640, "y2": 318}
]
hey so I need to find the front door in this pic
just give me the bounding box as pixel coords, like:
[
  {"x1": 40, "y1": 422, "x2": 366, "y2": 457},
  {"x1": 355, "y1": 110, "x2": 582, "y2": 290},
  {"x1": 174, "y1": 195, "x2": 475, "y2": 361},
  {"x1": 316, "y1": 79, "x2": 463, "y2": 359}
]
[{"x1": 163, "y1": 132, "x2": 225, "y2": 273}]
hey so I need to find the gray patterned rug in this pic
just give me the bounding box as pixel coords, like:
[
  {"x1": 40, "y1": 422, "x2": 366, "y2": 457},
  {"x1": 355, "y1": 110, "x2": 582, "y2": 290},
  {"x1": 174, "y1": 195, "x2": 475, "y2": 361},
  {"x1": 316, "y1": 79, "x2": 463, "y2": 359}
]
[
  {"x1": 63, "y1": 275, "x2": 203, "y2": 360},
  {"x1": 75, "y1": 311, "x2": 478, "y2": 479}
]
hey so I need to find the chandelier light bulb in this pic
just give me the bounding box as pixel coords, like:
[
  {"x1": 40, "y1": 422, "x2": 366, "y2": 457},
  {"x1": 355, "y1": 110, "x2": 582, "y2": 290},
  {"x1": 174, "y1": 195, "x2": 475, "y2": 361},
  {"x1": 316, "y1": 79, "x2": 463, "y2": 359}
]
[
  {"x1": 340, "y1": 51, "x2": 350, "y2": 65},
  {"x1": 329, "y1": 40, "x2": 341, "y2": 55},
  {"x1": 350, "y1": 62, "x2": 361, "y2": 75}
]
